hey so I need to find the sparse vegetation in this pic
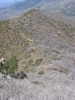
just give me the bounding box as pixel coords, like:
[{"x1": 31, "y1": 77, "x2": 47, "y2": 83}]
[
  {"x1": 0, "y1": 9, "x2": 75, "y2": 76},
  {"x1": 23, "y1": 59, "x2": 33, "y2": 73},
  {"x1": 59, "y1": 67, "x2": 70, "y2": 74},
  {"x1": 34, "y1": 58, "x2": 43, "y2": 66},
  {"x1": 52, "y1": 55, "x2": 61, "y2": 60},
  {"x1": 23, "y1": 9, "x2": 34, "y2": 17},
  {"x1": 50, "y1": 67, "x2": 70, "y2": 74},
  {"x1": 32, "y1": 81, "x2": 39, "y2": 84},
  {"x1": 24, "y1": 51, "x2": 31, "y2": 59},
  {"x1": 38, "y1": 71, "x2": 44, "y2": 75},
  {"x1": 0, "y1": 55, "x2": 18, "y2": 74},
  {"x1": 28, "y1": 59, "x2": 33, "y2": 66},
  {"x1": 24, "y1": 65, "x2": 29, "y2": 73}
]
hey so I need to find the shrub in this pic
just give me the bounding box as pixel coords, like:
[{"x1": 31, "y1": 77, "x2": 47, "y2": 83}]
[
  {"x1": 1, "y1": 55, "x2": 18, "y2": 74},
  {"x1": 33, "y1": 81, "x2": 39, "y2": 84},
  {"x1": 34, "y1": 58, "x2": 43, "y2": 66},
  {"x1": 38, "y1": 71, "x2": 44, "y2": 75},
  {"x1": 28, "y1": 59, "x2": 33, "y2": 65}
]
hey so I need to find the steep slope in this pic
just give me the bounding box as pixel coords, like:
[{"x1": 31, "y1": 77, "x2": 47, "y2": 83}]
[
  {"x1": 0, "y1": 9, "x2": 75, "y2": 100},
  {"x1": 0, "y1": 9, "x2": 75, "y2": 73}
]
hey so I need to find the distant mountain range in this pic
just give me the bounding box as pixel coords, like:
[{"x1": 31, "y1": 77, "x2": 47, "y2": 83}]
[
  {"x1": 0, "y1": 0, "x2": 24, "y2": 8},
  {"x1": 0, "y1": 0, "x2": 42, "y2": 20},
  {"x1": 0, "y1": 0, "x2": 75, "y2": 21}
]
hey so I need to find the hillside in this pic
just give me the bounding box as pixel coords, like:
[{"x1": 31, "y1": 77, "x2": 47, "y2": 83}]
[
  {"x1": 0, "y1": 9, "x2": 75, "y2": 72},
  {"x1": 0, "y1": 9, "x2": 75, "y2": 100}
]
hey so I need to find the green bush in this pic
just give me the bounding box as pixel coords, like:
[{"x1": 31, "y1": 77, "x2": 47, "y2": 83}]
[
  {"x1": 1, "y1": 55, "x2": 18, "y2": 74},
  {"x1": 28, "y1": 59, "x2": 33, "y2": 65},
  {"x1": 34, "y1": 58, "x2": 43, "y2": 66},
  {"x1": 38, "y1": 71, "x2": 44, "y2": 75},
  {"x1": 33, "y1": 81, "x2": 39, "y2": 84}
]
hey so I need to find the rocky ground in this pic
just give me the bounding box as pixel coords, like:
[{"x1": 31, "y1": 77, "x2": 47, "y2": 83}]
[{"x1": 0, "y1": 69, "x2": 75, "y2": 100}]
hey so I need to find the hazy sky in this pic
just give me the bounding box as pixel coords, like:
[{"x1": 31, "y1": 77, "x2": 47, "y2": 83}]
[
  {"x1": 0, "y1": 0, "x2": 15, "y2": 3},
  {"x1": 0, "y1": 0, "x2": 23, "y2": 3}
]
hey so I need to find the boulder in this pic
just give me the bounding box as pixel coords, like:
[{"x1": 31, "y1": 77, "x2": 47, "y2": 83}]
[{"x1": 19, "y1": 71, "x2": 27, "y2": 79}]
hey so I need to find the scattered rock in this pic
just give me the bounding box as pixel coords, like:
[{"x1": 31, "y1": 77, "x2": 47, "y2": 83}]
[
  {"x1": 0, "y1": 72, "x2": 4, "y2": 78},
  {"x1": 10, "y1": 71, "x2": 27, "y2": 79},
  {"x1": 0, "y1": 70, "x2": 27, "y2": 80},
  {"x1": 19, "y1": 71, "x2": 27, "y2": 79},
  {"x1": 6, "y1": 75, "x2": 11, "y2": 79}
]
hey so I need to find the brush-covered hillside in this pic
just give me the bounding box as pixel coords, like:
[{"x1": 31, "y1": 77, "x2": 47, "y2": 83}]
[
  {"x1": 0, "y1": 9, "x2": 75, "y2": 100},
  {"x1": 0, "y1": 9, "x2": 75, "y2": 73}
]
